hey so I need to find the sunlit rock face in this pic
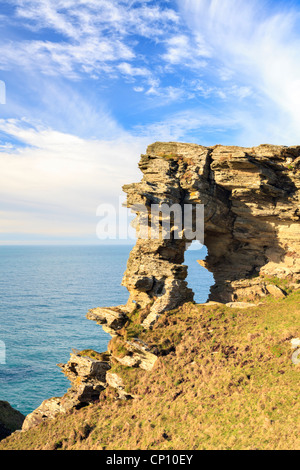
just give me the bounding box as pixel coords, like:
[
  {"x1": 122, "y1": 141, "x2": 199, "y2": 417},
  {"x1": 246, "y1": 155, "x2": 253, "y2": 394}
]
[{"x1": 122, "y1": 142, "x2": 300, "y2": 324}]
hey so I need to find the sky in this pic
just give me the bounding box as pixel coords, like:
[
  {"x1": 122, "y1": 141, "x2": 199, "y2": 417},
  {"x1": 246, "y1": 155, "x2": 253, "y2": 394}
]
[{"x1": 1, "y1": 0, "x2": 300, "y2": 244}]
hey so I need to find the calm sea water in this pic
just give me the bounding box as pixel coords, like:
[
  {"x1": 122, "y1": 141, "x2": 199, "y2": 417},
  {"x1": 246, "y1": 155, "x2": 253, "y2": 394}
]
[{"x1": 0, "y1": 244, "x2": 213, "y2": 415}]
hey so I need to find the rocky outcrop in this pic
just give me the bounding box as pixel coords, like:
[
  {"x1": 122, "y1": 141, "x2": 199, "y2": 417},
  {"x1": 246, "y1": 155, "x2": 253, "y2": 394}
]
[
  {"x1": 108, "y1": 337, "x2": 157, "y2": 371},
  {"x1": 21, "y1": 141, "x2": 300, "y2": 432},
  {"x1": 0, "y1": 401, "x2": 25, "y2": 440},
  {"x1": 86, "y1": 307, "x2": 128, "y2": 336},
  {"x1": 22, "y1": 350, "x2": 111, "y2": 431},
  {"x1": 22, "y1": 337, "x2": 157, "y2": 430},
  {"x1": 120, "y1": 142, "x2": 299, "y2": 326},
  {"x1": 58, "y1": 350, "x2": 111, "y2": 403},
  {"x1": 22, "y1": 397, "x2": 68, "y2": 432}
]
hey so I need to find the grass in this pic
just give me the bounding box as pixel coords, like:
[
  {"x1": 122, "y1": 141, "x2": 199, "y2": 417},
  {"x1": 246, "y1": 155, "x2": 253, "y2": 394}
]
[
  {"x1": 1, "y1": 290, "x2": 299, "y2": 450},
  {"x1": 261, "y1": 275, "x2": 296, "y2": 294},
  {"x1": 108, "y1": 337, "x2": 131, "y2": 359},
  {"x1": 78, "y1": 350, "x2": 110, "y2": 361}
]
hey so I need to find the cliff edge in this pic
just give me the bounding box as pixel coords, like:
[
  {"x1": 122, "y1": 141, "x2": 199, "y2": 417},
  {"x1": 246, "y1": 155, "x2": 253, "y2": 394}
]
[{"x1": 15, "y1": 142, "x2": 300, "y2": 436}]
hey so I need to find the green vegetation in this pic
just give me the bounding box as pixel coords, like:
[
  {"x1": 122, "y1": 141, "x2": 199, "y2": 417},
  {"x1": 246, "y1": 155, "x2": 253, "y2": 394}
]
[
  {"x1": 108, "y1": 337, "x2": 130, "y2": 359},
  {"x1": 122, "y1": 307, "x2": 147, "y2": 341},
  {"x1": 157, "y1": 152, "x2": 179, "y2": 161},
  {"x1": 78, "y1": 350, "x2": 110, "y2": 362},
  {"x1": 262, "y1": 275, "x2": 295, "y2": 294},
  {"x1": 1, "y1": 290, "x2": 299, "y2": 450}
]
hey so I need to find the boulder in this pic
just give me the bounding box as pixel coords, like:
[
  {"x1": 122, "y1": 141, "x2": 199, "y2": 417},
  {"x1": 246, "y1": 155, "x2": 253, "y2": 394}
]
[
  {"x1": 86, "y1": 307, "x2": 128, "y2": 335},
  {"x1": 0, "y1": 401, "x2": 25, "y2": 440},
  {"x1": 266, "y1": 284, "x2": 287, "y2": 298}
]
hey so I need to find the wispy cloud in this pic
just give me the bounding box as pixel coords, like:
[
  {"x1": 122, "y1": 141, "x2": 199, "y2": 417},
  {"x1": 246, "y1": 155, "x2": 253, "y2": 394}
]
[
  {"x1": 14, "y1": 0, "x2": 180, "y2": 39},
  {"x1": 162, "y1": 33, "x2": 211, "y2": 69},
  {"x1": 179, "y1": 0, "x2": 300, "y2": 144},
  {"x1": 133, "y1": 108, "x2": 238, "y2": 143},
  {"x1": 0, "y1": 96, "x2": 241, "y2": 241},
  {"x1": 1, "y1": 0, "x2": 179, "y2": 87}
]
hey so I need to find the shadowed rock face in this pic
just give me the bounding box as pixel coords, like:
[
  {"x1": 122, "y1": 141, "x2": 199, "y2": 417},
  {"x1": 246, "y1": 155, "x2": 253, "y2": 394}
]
[
  {"x1": 122, "y1": 142, "x2": 300, "y2": 323},
  {"x1": 0, "y1": 401, "x2": 25, "y2": 440}
]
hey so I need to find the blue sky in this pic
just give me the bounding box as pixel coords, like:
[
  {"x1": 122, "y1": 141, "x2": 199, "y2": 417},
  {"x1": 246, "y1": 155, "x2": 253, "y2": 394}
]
[{"x1": 1, "y1": 0, "x2": 300, "y2": 244}]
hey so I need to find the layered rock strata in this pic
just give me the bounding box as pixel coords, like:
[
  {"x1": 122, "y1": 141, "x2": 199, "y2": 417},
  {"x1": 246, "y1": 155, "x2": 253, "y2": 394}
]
[
  {"x1": 121, "y1": 142, "x2": 300, "y2": 325},
  {"x1": 22, "y1": 351, "x2": 111, "y2": 431}
]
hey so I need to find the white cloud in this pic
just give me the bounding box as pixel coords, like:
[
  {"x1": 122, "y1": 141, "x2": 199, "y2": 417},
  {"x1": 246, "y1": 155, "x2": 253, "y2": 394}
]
[
  {"x1": 190, "y1": 79, "x2": 252, "y2": 102},
  {"x1": 3, "y1": 0, "x2": 300, "y2": 244},
  {"x1": 179, "y1": 0, "x2": 300, "y2": 144},
  {"x1": 162, "y1": 34, "x2": 210, "y2": 69},
  {"x1": 1, "y1": 0, "x2": 180, "y2": 84},
  {"x1": 0, "y1": 118, "x2": 145, "y2": 240},
  {"x1": 117, "y1": 62, "x2": 151, "y2": 78},
  {"x1": 14, "y1": 0, "x2": 180, "y2": 39},
  {"x1": 133, "y1": 108, "x2": 237, "y2": 142},
  {"x1": 0, "y1": 37, "x2": 135, "y2": 79},
  {"x1": 0, "y1": 100, "x2": 240, "y2": 241}
]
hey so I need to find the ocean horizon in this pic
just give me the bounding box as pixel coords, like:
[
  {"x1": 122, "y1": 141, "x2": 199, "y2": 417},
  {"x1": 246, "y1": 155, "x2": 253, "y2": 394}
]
[{"x1": 0, "y1": 244, "x2": 213, "y2": 415}]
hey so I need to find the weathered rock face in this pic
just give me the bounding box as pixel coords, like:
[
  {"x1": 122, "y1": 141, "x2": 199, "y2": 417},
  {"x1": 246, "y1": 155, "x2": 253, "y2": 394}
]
[
  {"x1": 22, "y1": 397, "x2": 68, "y2": 432},
  {"x1": 86, "y1": 306, "x2": 128, "y2": 336},
  {"x1": 122, "y1": 142, "x2": 300, "y2": 322},
  {"x1": 0, "y1": 401, "x2": 25, "y2": 440},
  {"x1": 58, "y1": 351, "x2": 111, "y2": 403},
  {"x1": 22, "y1": 350, "x2": 112, "y2": 431},
  {"x1": 108, "y1": 337, "x2": 158, "y2": 371}
]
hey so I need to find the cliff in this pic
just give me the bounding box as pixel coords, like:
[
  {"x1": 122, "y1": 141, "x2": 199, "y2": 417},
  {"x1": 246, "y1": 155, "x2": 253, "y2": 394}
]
[{"x1": 15, "y1": 142, "x2": 300, "y2": 435}]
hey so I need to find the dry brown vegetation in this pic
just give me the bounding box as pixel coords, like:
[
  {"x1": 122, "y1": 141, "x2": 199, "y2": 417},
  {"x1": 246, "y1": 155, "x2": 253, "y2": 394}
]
[{"x1": 1, "y1": 291, "x2": 300, "y2": 450}]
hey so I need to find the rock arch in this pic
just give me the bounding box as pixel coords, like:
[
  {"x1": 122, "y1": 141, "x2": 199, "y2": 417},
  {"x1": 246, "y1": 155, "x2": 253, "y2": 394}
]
[{"x1": 122, "y1": 142, "x2": 300, "y2": 327}]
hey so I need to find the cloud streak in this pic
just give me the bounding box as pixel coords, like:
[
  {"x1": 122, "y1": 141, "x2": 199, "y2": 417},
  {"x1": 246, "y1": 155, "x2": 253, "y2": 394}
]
[
  {"x1": 1, "y1": 0, "x2": 179, "y2": 85},
  {"x1": 179, "y1": 0, "x2": 300, "y2": 144}
]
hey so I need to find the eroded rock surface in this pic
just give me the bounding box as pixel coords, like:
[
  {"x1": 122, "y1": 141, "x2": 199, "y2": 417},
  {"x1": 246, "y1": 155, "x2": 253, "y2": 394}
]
[
  {"x1": 121, "y1": 142, "x2": 299, "y2": 322},
  {"x1": 22, "y1": 351, "x2": 112, "y2": 431},
  {"x1": 22, "y1": 338, "x2": 157, "y2": 430},
  {"x1": 22, "y1": 397, "x2": 68, "y2": 432},
  {"x1": 86, "y1": 307, "x2": 128, "y2": 335}
]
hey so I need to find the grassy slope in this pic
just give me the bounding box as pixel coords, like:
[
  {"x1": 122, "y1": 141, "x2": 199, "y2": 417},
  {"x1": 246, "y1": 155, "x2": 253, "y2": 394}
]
[{"x1": 1, "y1": 291, "x2": 299, "y2": 450}]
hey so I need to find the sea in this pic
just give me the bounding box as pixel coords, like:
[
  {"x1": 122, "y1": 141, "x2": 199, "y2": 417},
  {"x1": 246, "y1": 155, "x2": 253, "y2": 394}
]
[{"x1": 0, "y1": 244, "x2": 214, "y2": 416}]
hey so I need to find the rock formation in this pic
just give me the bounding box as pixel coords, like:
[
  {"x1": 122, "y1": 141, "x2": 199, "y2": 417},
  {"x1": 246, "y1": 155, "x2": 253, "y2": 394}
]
[
  {"x1": 22, "y1": 349, "x2": 111, "y2": 431},
  {"x1": 22, "y1": 310, "x2": 157, "y2": 430},
  {"x1": 121, "y1": 142, "x2": 300, "y2": 327},
  {"x1": 20, "y1": 141, "x2": 300, "y2": 432},
  {"x1": 0, "y1": 401, "x2": 25, "y2": 440}
]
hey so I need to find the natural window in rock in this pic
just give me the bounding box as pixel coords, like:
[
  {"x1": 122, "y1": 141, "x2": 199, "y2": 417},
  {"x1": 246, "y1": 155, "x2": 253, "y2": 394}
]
[
  {"x1": 184, "y1": 242, "x2": 215, "y2": 304},
  {"x1": 121, "y1": 141, "x2": 300, "y2": 318}
]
